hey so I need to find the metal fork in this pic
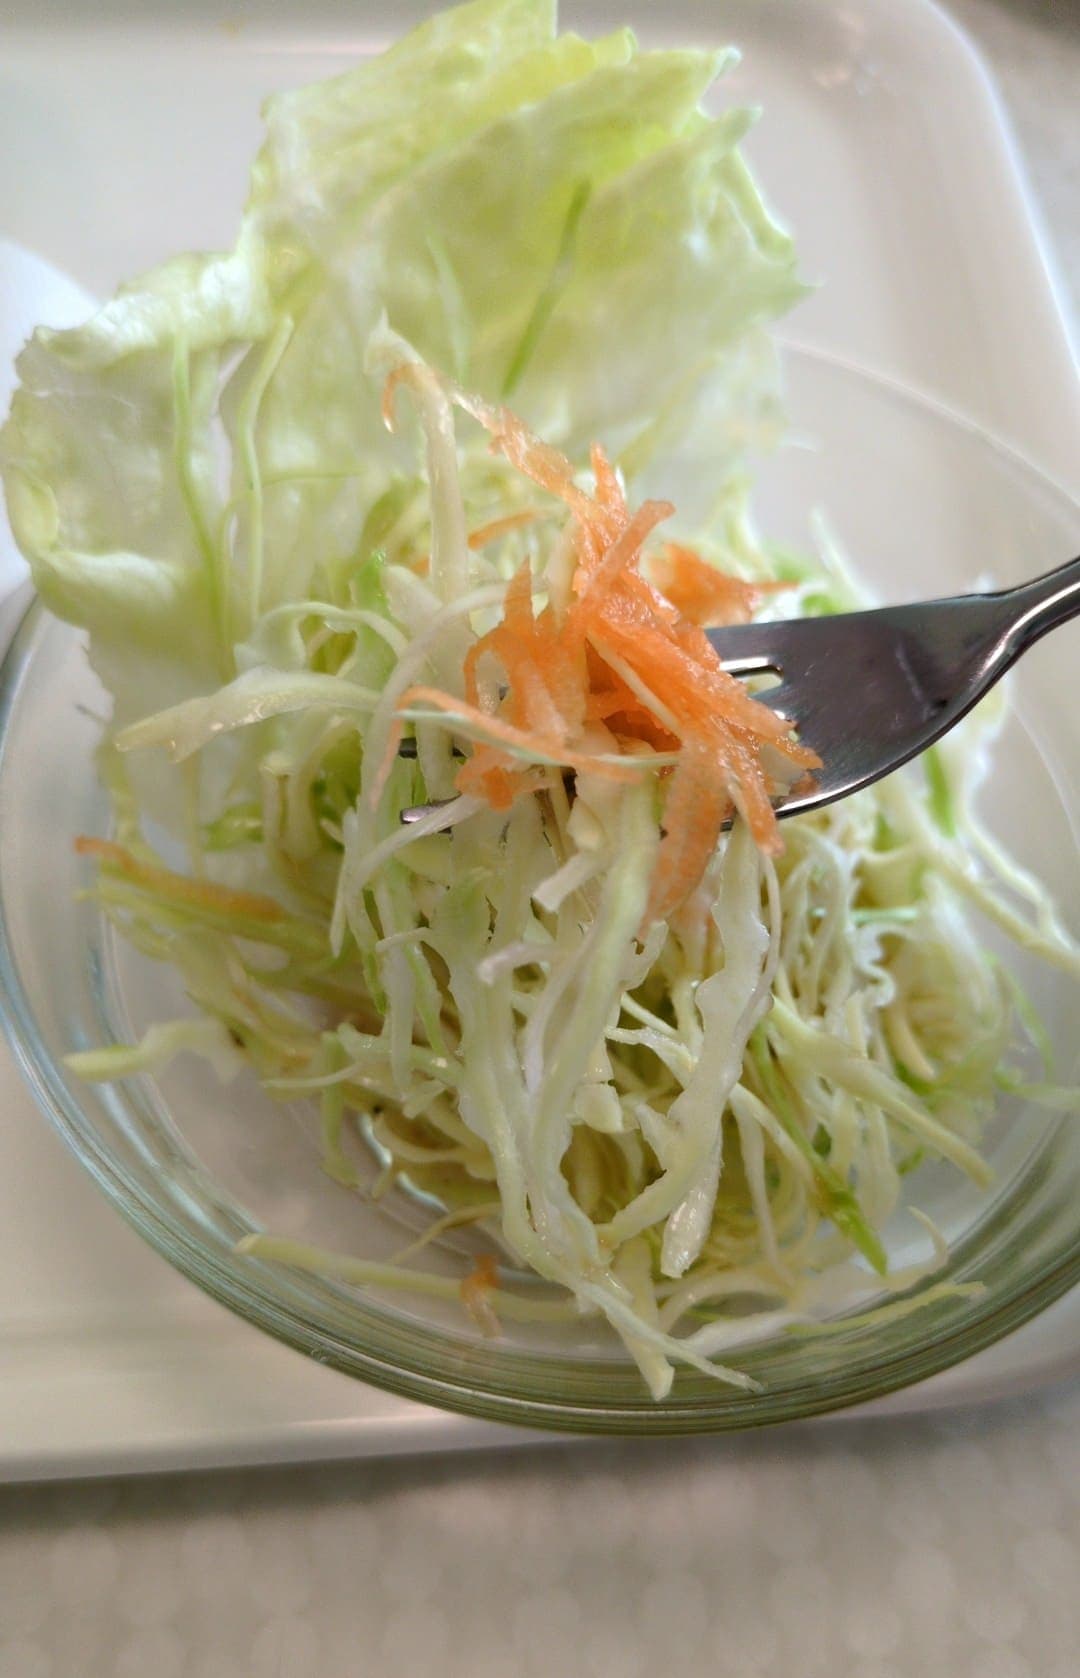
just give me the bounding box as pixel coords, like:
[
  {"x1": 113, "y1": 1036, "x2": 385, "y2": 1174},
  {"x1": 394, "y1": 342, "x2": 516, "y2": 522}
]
[{"x1": 401, "y1": 554, "x2": 1080, "y2": 825}]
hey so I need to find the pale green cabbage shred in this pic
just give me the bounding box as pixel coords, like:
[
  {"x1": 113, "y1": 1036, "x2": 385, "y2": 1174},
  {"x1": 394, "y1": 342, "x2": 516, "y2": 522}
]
[{"x1": 3, "y1": 0, "x2": 1078, "y2": 1398}]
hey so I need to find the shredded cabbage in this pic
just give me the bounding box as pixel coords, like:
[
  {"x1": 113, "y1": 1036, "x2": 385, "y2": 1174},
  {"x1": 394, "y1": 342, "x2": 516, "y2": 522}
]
[{"x1": 2, "y1": 0, "x2": 1077, "y2": 1399}]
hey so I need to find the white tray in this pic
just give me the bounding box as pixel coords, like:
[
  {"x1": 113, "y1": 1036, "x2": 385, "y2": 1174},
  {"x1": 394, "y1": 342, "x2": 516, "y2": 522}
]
[{"x1": 1, "y1": 0, "x2": 1077, "y2": 1483}]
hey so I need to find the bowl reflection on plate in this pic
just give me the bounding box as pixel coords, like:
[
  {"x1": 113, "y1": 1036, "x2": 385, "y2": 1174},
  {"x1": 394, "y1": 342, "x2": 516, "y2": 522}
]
[{"x1": 0, "y1": 346, "x2": 1077, "y2": 1432}]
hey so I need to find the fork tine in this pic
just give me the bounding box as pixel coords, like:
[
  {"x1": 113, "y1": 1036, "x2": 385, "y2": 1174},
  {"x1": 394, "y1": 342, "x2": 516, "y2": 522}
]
[
  {"x1": 705, "y1": 623, "x2": 783, "y2": 674},
  {"x1": 397, "y1": 556, "x2": 1080, "y2": 827}
]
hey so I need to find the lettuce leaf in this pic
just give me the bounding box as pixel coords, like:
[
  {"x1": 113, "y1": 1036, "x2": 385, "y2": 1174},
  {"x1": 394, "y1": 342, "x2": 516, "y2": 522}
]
[{"x1": 2, "y1": 0, "x2": 803, "y2": 762}]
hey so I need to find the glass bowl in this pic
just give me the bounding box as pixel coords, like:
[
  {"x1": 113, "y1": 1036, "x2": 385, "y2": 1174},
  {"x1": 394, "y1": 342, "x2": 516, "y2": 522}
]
[{"x1": 1, "y1": 344, "x2": 1077, "y2": 1434}]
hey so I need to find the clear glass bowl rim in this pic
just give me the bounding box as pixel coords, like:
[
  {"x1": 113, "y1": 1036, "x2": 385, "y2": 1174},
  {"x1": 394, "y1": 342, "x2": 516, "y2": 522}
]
[{"x1": 1, "y1": 350, "x2": 1078, "y2": 1435}]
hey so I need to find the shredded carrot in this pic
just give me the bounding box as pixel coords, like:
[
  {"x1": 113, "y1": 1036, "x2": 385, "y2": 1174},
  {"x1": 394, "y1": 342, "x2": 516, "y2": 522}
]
[
  {"x1": 644, "y1": 737, "x2": 732, "y2": 924},
  {"x1": 398, "y1": 686, "x2": 642, "y2": 783},
  {"x1": 590, "y1": 442, "x2": 627, "y2": 522},
  {"x1": 74, "y1": 837, "x2": 290, "y2": 922},
  {"x1": 380, "y1": 360, "x2": 436, "y2": 432},
  {"x1": 467, "y1": 508, "x2": 547, "y2": 549},
  {"x1": 456, "y1": 756, "x2": 523, "y2": 809},
  {"x1": 460, "y1": 1253, "x2": 501, "y2": 1336},
  {"x1": 590, "y1": 602, "x2": 815, "y2": 758},
  {"x1": 455, "y1": 388, "x2": 622, "y2": 540},
  {"x1": 575, "y1": 500, "x2": 674, "y2": 606},
  {"x1": 391, "y1": 374, "x2": 822, "y2": 922},
  {"x1": 649, "y1": 541, "x2": 783, "y2": 627}
]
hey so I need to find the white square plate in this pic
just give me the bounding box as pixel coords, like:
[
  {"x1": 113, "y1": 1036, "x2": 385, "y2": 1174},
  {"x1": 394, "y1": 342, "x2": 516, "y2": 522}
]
[{"x1": 0, "y1": 0, "x2": 1077, "y2": 1481}]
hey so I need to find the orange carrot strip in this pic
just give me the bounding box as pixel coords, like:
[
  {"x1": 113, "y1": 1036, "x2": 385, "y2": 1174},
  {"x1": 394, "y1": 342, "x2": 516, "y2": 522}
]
[
  {"x1": 381, "y1": 364, "x2": 824, "y2": 916},
  {"x1": 575, "y1": 499, "x2": 674, "y2": 602},
  {"x1": 455, "y1": 753, "x2": 520, "y2": 809},
  {"x1": 590, "y1": 443, "x2": 628, "y2": 524},
  {"x1": 644, "y1": 740, "x2": 733, "y2": 925},
  {"x1": 460, "y1": 1253, "x2": 501, "y2": 1336},
  {"x1": 467, "y1": 509, "x2": 547, "y2": 550},
  {"x1": 455, "y1": 390, "x2": 624, "y2": 545},
  {"x1": 587, "y1": 611, "x2": 812, "y2": 759},
  {"x1": 651, "y1": 542, "x2": 782, "y2": 627},
  {"x1": 397, "y1": 687, "x2": 642, "y2": 782},
  {"x1": 380, "y1": 360, "x2": 439, "y2": 432},
  {"x1": 75, "y1": 838, "x2": 290, "y2": 922}
]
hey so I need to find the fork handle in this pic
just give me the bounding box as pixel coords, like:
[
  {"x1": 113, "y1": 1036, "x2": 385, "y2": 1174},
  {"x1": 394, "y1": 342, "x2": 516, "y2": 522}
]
[{"x1": 1002, "y1": 553, "x2": 1080, "y2": 652}]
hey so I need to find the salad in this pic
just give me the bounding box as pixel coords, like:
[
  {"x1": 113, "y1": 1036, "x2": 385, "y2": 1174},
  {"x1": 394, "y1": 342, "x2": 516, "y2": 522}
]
[{"x1": 3, "y1": 0, "x2": 1077, "y2": 1399}]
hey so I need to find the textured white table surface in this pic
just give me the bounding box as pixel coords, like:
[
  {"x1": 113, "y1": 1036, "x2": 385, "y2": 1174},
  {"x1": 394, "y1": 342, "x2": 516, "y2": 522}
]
[
  {"x1": 1, "y1": 1383, "x2": 1077, "y2": 1678},
  {"x1": 1, "y1": 5, "x2": 1078, "y2": 1677}
]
